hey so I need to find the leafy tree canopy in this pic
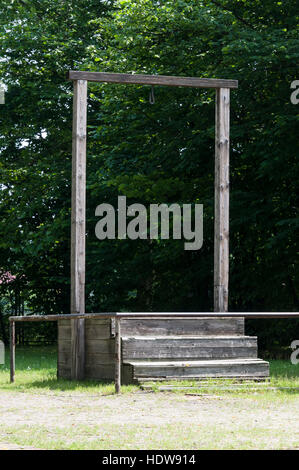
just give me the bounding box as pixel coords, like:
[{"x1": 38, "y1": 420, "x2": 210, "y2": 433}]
[{"x1": 0, "y1": 0, "x2": 298, "y2": 353}]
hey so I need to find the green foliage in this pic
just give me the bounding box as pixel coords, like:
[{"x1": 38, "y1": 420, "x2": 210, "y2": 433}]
[
  {"x1": 0, "y1": 0, "x2": 114, "y2": 314},
  {"x1": 84, "y1": 0, "x2": 299, "y2": 320}
]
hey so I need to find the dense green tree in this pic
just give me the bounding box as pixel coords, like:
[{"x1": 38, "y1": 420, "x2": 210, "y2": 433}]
[
  {"x1": 84, "y1": 0, "x2": 298, "y2": 313},
  {"x1": 0, "y1": 0, "x2": 114, "y2": 314},
  {"x1": 0, "y1": 0, "x2": 298, "y2": 350},
  {"x1": 85, "y1": 0, "x2": 299, "y2": 349}
]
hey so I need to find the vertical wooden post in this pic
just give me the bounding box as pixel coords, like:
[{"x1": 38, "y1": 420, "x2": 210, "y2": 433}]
[
  {"x1": 214, "y1": 88, "x2": 230, "y2": 312},
  {"x1": 10, "y1": 320, "x2": 15, "y2": 383},
  {"x1": 115, "y1": 318, "x2": 121, "y2": 393},
  {"x1": 71, "y1": 79, "x2": 87, "y2": 380}
]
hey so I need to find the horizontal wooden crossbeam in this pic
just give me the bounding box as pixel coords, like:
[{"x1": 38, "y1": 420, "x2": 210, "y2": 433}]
[
  {"x1": 9, "y1": 312, "x2": 299, "y2": 322},
  {"x1": 68, "y1": 71, "x2": 238, "y2": 89}
]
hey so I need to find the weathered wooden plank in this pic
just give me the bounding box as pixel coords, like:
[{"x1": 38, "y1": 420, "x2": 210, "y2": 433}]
[
  {"x1": 141, "y1": 377, "x2": 269, "y2": 384},
  {"x1": 58, "y1": 325, "x2": 72, "y2": 341},
  {"x1": 85, "y1": 364, "x2": 115, "y2": 380},
  {"x1": 85, "y1": 338, "x2": 115, "y2": 355},
  {"x1": 58, "y1": 352, "x2": 71, "y2": 366},
  {"x1": 71, "y1": 319, "x2": 85, "y2": 380},
  {"x1": 68, "y1": 71, "x2": 238, "y2": 89},
  {"x1": 85, "y1": 354, "x2": 115, "y2": 365},
  {"x1": 214, "y1": 88, "x2": 230, "y2": 312},
  {"x1": 58, "y1": 320, "x2": 73, "y2": 327},
  {"x1": 122, "y1": 336, "x2": 257, "y2": 360},
  {"x1": 71, "y1": 78, "x2": 87, "y2": 380},
  {"x1": 120, "y1": 318, "x2": 244, "y2": 336},
  {"x1": 115, "y1": 318, "x2": 121, "y2": 393},
  {"x1": 85, "y1": 325, "x2": 111, "y2": 339},
  {"x1": 124, "y1": 346, "x2": 256, "y2": 360},
  {"x1": 57, "y1": 365, "x2": 71, "y2": 379},
  {"x1": 10, "y1": 312, "x2": 299, "y2": 322},
  {"x1": 85, "y1": 319, "x2": 112, "y2": 340},
  {"x1": 58, "y1": 340, "x2": 71, "y2": 354},
  {"x1": 84, "y1": 364, "x2": 135, "y2": 382},
  {"x1": 138, "y1": 376, "x2": 268, "y2": 383},
  {"x1": 128, "y1": 358, "x2": 266, "y2": 365},
  {"x1": 110, "y1": 317, "x2": 115, "y2": 336},
  {"x1": 85, "y1": 318, "x2": 112, "y2": 326},
  {"x1": 123, "y1": 336, "x2": 257, "y2": 348},
  {"x1": 71, "y1": 79, "x2": 87, "y2": 316},
  {"x1": 129, "y1": 359, "x2": 269, "y2": 379},
  {"x1": 122, "y1": 364, "x2": 134, "y2": 385},
  {"x1": 59, "y1": 353, "x2": 115, "y2": 367}
]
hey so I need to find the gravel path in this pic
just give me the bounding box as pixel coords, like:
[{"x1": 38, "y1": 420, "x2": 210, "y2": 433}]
[{"x1": 0, "y1": 391, "x2": 298, "y2": 449}]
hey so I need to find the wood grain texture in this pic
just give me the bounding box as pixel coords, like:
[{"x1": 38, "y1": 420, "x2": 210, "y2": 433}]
[
  {"x1": 56, "y1": 318, "x2": 270, "y2": 383},
  {"x1": 120, "y1": 318, "x2": 244, "y2": 336},
  {"x1": 57, "y1": 321, "x2": 71, "y2": 375},
  {"x1": 85, "y1": 318, "x2": 111, "y2": 339},
  {"x1": 115, "y1": 319, "x2": 121, "y2": 393},
  {"x1": 85, "y1": 364, "x2": 115, "y2": 380},
  {"x1": 85, "y1": 338, "x2": 115, "y2": 355},
  {"x1": 71, "y1": 79, "x2": 87, "y2": 380},
  {"x1": 60, "y1": 352, "x2": 114, "y2": 367},
  {"x1": 58, "y1": 339, "x2": 71, "y2": 354},
  {"x1": 214, "y1": 88, "x2": 230, "y2": 313},
  {"x1": 68, "y1": 71, "x2": 238, "y2": 89},
  {"x1": 122, "y1": 336, "x2": 257, "y2": 360},
  {"x1": 58, "y1": 325, "x2": 71, "y2": 341},
  {"x1": 58, "y1": 319, "x2": 115, "y2": 380},
  {"x1": 10, "y1": 312, "x2": 299, "y2": 322},
  {"x1": 127, "y1": 359, "x2": 269, "y2": 379},
  {"x1": 57, "y1": 365, "x2": 72, "y2": 380}
]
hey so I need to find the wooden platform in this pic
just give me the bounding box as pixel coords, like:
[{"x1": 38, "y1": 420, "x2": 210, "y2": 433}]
[
  {"x1": 122, "y1": 359, "x2": 269, "y2": 383},
  {"x1": 57, "y1": 317, "x2": 269, "y2": 382}
]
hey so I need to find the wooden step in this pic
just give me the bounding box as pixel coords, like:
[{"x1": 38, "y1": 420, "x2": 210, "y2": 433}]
[
  {"x1": 118, "y1": 317, "x2": 244, "y2": 337},
  {"x1": 123, "y1": 358, "x2": 269, "y2": 383},
  {"x1": 122, "y1": 336, "x2": 257, "y2": 360}
]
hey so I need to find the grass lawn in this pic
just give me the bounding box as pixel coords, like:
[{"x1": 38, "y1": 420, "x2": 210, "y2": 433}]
[
  {"x1": 0, "y1": 345, "x2": 137, "y2": 395},
  {"x1": 0, "y1": 346, "x2": 298, "y2": 450}
]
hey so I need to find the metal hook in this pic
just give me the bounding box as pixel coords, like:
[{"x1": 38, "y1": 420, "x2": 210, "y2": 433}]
[{"x1": 149, "y1": 85, "x2": 155, "y2": 105}]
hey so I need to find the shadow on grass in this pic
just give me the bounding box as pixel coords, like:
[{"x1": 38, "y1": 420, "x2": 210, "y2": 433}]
[
  {"x1": 20, "y1": 377, "x2": 117, "y2": 394},
  {"x1": 269, "y1": 360, "x2": 299, "y2": 378},
  {"x1": 1, "y1": 346, "x2": 121, "y2": 394},
  {"x1": 2, "y1": 347, "x2": 298, "y2": 396},
  {"x1": 3, "y1": 346, "x2": 57, "y2": 371}
]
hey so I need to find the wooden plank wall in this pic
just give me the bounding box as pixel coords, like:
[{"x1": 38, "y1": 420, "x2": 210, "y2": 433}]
[
  {"x1": 58, "y1": 319, "x2": 115, "y2": 380},
  {"x1": 120, "y1": 317, "x2": 244, "y2": 337}
]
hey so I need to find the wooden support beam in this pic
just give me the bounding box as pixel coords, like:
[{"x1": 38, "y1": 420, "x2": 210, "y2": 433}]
[
  {"x1": 10, "y1": 320, "x2": 15, "y2": 383},
  {"x1": 71, "y1": 79, "x2": 87, "y2": 380},
  {"x1": 214, "y1": 88, "x2": 230, "y2": 312},
  {"x1": 9, "y1": 312, "x2": 299, "y2": 322},
  {"x1": 68, "y1": 71, "x2": 238, "y2": 89},
  {"x1": 115, "y1": 318, "x2": 121, "y2": 393}
]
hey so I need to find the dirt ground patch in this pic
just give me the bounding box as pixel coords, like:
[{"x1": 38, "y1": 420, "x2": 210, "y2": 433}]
[
  {"x1": 0, "y1": 390, "x2": 298, "y2": 449},
  {"x1": 0, "y1": 442, "x2": 41, "y2": 450}
]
